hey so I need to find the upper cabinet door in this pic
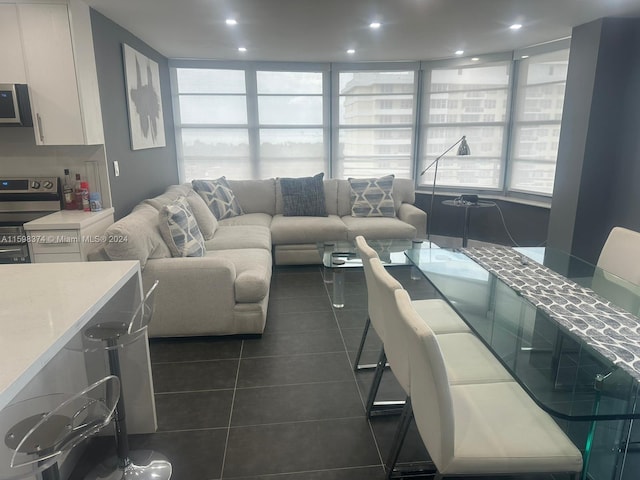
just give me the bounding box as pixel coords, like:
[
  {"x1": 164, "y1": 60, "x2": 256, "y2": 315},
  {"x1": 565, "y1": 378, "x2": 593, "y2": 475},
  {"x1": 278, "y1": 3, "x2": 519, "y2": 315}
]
[
  {"x1": 18, "y1": 3, "x2": 86, "y2": 145},
  {"x1": 0, "y1": 4, "x2": 27, "y2": 83}
]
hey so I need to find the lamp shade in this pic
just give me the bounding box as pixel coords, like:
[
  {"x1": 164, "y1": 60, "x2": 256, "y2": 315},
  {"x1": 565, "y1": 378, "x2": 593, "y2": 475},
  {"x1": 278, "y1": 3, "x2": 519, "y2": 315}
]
[{"x1": 456, "y1": 136, "x2": 470, "y2": 156}]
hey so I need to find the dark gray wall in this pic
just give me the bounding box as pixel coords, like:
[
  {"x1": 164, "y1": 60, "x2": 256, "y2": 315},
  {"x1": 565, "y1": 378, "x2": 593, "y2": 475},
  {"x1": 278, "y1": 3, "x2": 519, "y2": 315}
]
[
  {"x1": 548, "y1": 18, "x2": 640, "y2": 263},
  {"x1": 90, "y1": 9, "x2": 178, "y2": 219},
  {"x1": 417, "y1": 193, "x2": 550, "y2": 247}
]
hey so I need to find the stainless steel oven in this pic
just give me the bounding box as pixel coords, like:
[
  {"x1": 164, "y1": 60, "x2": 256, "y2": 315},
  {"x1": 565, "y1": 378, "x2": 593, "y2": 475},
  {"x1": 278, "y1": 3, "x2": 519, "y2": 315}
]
[{"x1": 0, "y1": 177, "x2": 62, "y2": 264}]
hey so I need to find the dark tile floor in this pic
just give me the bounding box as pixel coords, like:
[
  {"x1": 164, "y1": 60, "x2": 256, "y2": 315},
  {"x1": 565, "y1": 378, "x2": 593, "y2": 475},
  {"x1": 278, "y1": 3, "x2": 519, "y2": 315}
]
[{"x1": 70, "y1": 264, "x2": 636, "y2": 480}]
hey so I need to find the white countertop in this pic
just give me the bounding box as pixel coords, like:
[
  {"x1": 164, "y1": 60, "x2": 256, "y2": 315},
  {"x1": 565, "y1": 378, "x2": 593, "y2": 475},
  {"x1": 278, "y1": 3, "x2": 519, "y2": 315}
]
[
  {"x1": 23, "y1": 207, "x2": 114, "y2": 230},
  {"x1": 0, "y1": 260, "x2": 140, "y2": 410}
]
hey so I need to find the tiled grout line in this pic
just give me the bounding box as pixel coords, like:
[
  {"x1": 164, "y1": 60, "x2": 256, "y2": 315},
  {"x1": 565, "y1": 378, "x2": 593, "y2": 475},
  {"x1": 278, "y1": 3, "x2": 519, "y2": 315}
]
[
  {"x1": 324, "y1": 267, "x2": 388, "y2": 471},
  {"x1": 219, "y1": 464, "x2": 385, "y2": 480},
  {"x1": 219, "y1": 340, "x2": 244, "y2": 480}
]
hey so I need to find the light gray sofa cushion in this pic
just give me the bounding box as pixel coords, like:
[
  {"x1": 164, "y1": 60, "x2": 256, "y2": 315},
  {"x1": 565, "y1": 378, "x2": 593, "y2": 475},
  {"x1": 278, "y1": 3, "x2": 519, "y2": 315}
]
[
  {"x1": 341, "y1": 215, "x2": 417, "y2": 240},
  {"x1": 207, "y1": 248, "x2": 272, "y2": 303},
  {"x1": 103, "y1": 203, "x2": 171, "y2": 266},
  {"x1": 143, "y1": 187, "x2": 218, "y2": 240},
  {"x1": 228, "y1": 178, "x2": 276, "y2": 215},
  {"x1": 204, "y1": 225, "x2": 271, "y2": 251},
  {"x1": 185, "y1": 191, "x2": 218, "y2": 240},
  {"x1": 270, "y1": 214, "x2": 348, "y2": 244},
  {"x1": 218, "y1": 212, "x2": 272, "y2": 228}
]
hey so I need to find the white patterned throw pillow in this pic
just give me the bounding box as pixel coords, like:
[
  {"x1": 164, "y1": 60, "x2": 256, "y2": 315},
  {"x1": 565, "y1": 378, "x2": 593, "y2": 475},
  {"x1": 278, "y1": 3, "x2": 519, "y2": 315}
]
[
  {"x1": 349, "y1": 174, "x2": 396, "y2": 217},
  {"x1": 192, "y1": 177, "x2": 244, "y2": 220},
  {"x1": 158, "y1": 196, "x2": 206, "y2": 257}
]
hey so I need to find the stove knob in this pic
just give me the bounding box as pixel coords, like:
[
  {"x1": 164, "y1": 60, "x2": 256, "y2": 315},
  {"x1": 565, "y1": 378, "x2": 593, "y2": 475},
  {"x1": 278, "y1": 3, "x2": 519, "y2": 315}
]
[
  {"x1": 43, "y1": 180, "x2": 53, "y2": 189},
  {"x1": 31, "y1": 181, "x2": 41, "y2": 189}
]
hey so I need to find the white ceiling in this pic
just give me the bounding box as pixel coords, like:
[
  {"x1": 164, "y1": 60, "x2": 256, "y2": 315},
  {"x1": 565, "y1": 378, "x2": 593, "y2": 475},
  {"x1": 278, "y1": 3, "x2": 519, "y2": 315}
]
[{"x1": 85, "y1": 0, "x2": 640, "y2": 62}]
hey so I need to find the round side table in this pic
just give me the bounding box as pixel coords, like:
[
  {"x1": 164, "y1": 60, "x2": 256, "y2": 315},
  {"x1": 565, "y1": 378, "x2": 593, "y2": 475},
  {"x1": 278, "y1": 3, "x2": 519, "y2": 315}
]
[{"x1": 441, "y1": 199, "x2": 495, "y2": 247}]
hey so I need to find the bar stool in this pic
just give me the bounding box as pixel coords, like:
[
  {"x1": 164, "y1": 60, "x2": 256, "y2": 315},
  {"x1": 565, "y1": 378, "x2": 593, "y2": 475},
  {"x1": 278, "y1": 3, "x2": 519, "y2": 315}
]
[
  {"x1": 83, "y1": 280, "x2": 172, "y2": 480},
  {"x1": 0, "y1": 375, "x2": 120, "y2": 480}
]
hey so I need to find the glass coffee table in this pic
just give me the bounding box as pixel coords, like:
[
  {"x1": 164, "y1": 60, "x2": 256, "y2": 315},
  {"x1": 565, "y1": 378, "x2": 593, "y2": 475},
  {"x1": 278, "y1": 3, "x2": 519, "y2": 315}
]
[{"x1": 317, "y1": 238, "x2": 434, "y2": 308}]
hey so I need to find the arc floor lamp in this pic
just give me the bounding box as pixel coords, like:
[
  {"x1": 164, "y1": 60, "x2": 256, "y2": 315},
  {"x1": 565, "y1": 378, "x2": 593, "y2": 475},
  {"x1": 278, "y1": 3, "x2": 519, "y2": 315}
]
[{"x1": 420, "y1": 135, "x2": 470, "y2": 241}]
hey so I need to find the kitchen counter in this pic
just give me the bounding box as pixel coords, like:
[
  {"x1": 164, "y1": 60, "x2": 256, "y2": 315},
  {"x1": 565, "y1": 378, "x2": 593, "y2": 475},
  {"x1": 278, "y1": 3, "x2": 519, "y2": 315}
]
[
  {"x1": 0, "y1": 260, "x2": 140, "y2": 410},
  {"x1": 23, "y1": 208, "x2": 115, "y2": 263},
  {"x1": 23, "y1": 207, "x2": 114, "y2": 230}
]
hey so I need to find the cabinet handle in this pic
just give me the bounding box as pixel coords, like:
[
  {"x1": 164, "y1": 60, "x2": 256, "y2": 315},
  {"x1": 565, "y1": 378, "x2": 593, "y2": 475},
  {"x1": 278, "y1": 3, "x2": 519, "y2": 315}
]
[{"x1": 36, "y1": 113, "x2": 44, "y2": 142}]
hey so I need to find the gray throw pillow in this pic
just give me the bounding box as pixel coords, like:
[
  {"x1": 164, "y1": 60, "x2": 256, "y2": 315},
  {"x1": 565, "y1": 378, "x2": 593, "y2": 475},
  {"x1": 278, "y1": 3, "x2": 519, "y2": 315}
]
[
  {"x1": 192, "y1": 177, "x2": 244, "y2": 220},
  {"x1": 349, "y1": 174, "x2": 396, "y2": 217},
  {"x1": 280, "y1": 172, "x2": 327, "y2": 217},
  {"x1": 158, "y1": 196, "x2": 206, "y2": 257}
]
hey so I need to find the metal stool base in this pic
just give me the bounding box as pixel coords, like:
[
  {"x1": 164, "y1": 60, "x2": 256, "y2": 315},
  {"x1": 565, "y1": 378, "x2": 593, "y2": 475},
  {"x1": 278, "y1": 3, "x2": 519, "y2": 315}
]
[{"x1": 85, "y1": 450, "x2": 172, "y2": 480}]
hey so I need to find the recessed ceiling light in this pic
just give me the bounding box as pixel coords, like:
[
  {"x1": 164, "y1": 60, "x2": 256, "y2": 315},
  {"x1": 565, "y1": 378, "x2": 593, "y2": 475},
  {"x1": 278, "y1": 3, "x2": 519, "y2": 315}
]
[
  {"x1": 510, "y1": 23, "x2": 522, "y2": 30},
  {"x1": 369, "y1": 22, "x2": 381, "y2": 29},
  {"x1": 471, "y1": 57, "x2": 480, "y2": 61},
  {"x1": 455, "y1": 50, "x2": 464, "y2": 55},
  {"x1": 225, "y1": 18, "x2": 237, "y2": 25},
  {"x1": 238, "y1": 47, "x2": 247, "y2": 52},
  {"x1": 347, "y1": 49, "x2": 356, "y2": 54},
  {"x1": 521, "y1": 55, "x2": 529, "y2": 59}
]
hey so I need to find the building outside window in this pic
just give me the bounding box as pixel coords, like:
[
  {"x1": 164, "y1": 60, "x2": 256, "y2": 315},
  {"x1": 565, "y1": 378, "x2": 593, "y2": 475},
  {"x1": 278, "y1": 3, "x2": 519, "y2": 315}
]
[
  {"x1": 335, "y1": 69, "x2": 416, "y2": 179},
  {"x1": 419, "y1": 62, "x2": 511, "y2": 191},
  {"x1": 509, "y1": 48, "x2": 570, "y2": 195},
  {"x1": 171, "y1": 41, "x2": 569, "y2": 201}
]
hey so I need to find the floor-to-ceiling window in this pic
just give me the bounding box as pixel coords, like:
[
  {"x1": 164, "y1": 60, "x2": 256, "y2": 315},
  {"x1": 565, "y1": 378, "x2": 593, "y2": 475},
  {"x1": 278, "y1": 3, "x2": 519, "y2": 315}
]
[
  {"x1": 508, "y1": 48, "x2": 570, "y2": 196},
  {"x1": 333, "y1": 65, "x2": 418, "y2": 179},
  {"x1": 174, "y1": 68, "x2": 250, "y2": 180},
  {"x1": 256, "y1": 70, "x2": 327, "y2": 178},
  {"x1": 419, "y1": 57, "x2": 511, "y2": 191},
  {"x1": 170, "y1": 39, "x2": 569, "y2": 202}
]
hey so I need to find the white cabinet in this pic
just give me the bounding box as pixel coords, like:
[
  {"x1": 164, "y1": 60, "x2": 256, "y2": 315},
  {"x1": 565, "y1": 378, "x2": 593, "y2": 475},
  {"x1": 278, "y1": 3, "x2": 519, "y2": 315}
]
[
  {"x1": 24, "y1": 208, "x2": 114, "y2": 263},
  {"x1": 17, "y1": 0, "x2": 104, "y2": 145},
  {"x1": 0, "y1": 4, "x2": 27, "y2": 83}
]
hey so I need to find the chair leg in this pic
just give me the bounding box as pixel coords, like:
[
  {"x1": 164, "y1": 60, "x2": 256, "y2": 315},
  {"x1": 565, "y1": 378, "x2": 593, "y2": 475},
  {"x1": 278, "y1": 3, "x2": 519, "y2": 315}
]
[
  {"x1": 365, "y1": 347, "x2": 387, "y2": 417},
  {"x1": 353, "y1": 316, "x2": 371, "y2": 371},
  {"x1": 385, "y1": 396, "x2": 414, "y2": 479},
  {"x1": 85, "y1": 345, "x2": 172, "y2": 480}
]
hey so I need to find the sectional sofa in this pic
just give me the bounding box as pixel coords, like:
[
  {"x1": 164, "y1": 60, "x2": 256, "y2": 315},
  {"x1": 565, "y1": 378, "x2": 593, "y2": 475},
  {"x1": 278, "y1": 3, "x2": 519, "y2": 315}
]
[{"x1": 91, "y1": 176, "x2": 426, "y2": 337}]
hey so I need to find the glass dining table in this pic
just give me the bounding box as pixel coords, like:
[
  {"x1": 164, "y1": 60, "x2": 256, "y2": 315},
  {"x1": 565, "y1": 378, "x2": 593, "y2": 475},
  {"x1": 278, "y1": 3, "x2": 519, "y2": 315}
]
[{"x1": 405, "y1": 244, "x2": 640, "y2": 480}]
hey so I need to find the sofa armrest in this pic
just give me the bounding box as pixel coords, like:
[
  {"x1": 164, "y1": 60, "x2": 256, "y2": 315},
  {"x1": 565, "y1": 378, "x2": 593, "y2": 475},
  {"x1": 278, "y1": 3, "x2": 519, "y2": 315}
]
[
  {"x1": 398, "y1": 203, "x2": 427, "y2": 239},
  {"x1": 141, "y1": 256, "x2": 238, "y2": 336}
]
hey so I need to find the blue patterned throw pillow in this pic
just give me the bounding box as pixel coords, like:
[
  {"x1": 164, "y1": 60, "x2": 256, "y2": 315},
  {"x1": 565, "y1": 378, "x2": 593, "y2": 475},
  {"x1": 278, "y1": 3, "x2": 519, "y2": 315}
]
[
  {"x1": 348, "y1": 174, "x2": 396, "y2": 217},
  {"x1": 192, "y1": 177, "x2": 244, "y2": 220},
  {"x1": 280, "y1": 172, "x2": 327, "y2": 217},
  {"x1": 158, "y1": 197, "x2": 206, "y2": 257}
]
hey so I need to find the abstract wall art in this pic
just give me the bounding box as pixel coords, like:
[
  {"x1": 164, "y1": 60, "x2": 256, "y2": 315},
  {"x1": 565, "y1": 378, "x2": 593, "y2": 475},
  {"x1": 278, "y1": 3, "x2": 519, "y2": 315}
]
[{"x1": 122, "y1": 43, "x2": 166, "y2": 150}]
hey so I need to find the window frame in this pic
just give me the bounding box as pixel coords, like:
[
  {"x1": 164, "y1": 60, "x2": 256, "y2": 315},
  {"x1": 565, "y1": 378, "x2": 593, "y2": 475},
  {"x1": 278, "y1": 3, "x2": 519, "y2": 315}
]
[
  {"x1": 505, "y1": 41, "x2": 571, "y2": 198},
  {"x1": 170, "y1": 40, "x2": 569, "y2": 204},
  {"x1": 331, "y1": 62, "x2": 420, "y2": 179}
]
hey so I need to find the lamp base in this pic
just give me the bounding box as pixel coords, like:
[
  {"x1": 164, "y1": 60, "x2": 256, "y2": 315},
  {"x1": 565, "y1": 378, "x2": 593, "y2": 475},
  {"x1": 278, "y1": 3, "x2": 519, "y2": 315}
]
[{"x1": 85, "y1": 450, "x2": 172, "y2": 480}]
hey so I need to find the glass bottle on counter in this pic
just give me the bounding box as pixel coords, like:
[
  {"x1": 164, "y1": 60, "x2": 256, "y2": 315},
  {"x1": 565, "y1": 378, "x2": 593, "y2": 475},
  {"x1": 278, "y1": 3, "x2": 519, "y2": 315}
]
[
  {"x1": 63, "y1": 168, "x2": 76, "y2": 210},
  {"x1": 74, "y1": 173, "x2": 83, "y2": 210}
]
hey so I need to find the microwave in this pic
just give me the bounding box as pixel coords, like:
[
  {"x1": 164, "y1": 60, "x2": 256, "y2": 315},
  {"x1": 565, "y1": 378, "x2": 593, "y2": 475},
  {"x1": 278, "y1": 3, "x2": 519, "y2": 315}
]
[{"x1": 0, "y1": 84, "x2": 33, "y2": 126}]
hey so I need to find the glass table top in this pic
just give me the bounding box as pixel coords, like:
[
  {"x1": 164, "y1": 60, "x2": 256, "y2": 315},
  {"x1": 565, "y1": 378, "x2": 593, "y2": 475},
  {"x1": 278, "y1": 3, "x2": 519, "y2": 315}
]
[
  {"x1": 405, "y1": 244, "x2": 640, "y2": 421},
  {"x1": 317, "y1": 239, "x2": 431, "y2": 269}
]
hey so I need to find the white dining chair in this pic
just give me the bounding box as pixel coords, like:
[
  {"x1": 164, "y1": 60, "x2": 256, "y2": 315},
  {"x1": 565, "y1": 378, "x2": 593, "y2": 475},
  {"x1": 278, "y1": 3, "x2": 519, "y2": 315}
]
[
  {"x1": 597, "y1": 226, "x2": 640, "y2": 285},
  {"x1": 387, "y1": 288, "x2": 584, "y2": 480},
  {"x1": 354, "y1": 236, "x2": 470, "y2": 373},
  {"x1": 367, "y1": 258, "x2": 513, "y2": 418}
]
